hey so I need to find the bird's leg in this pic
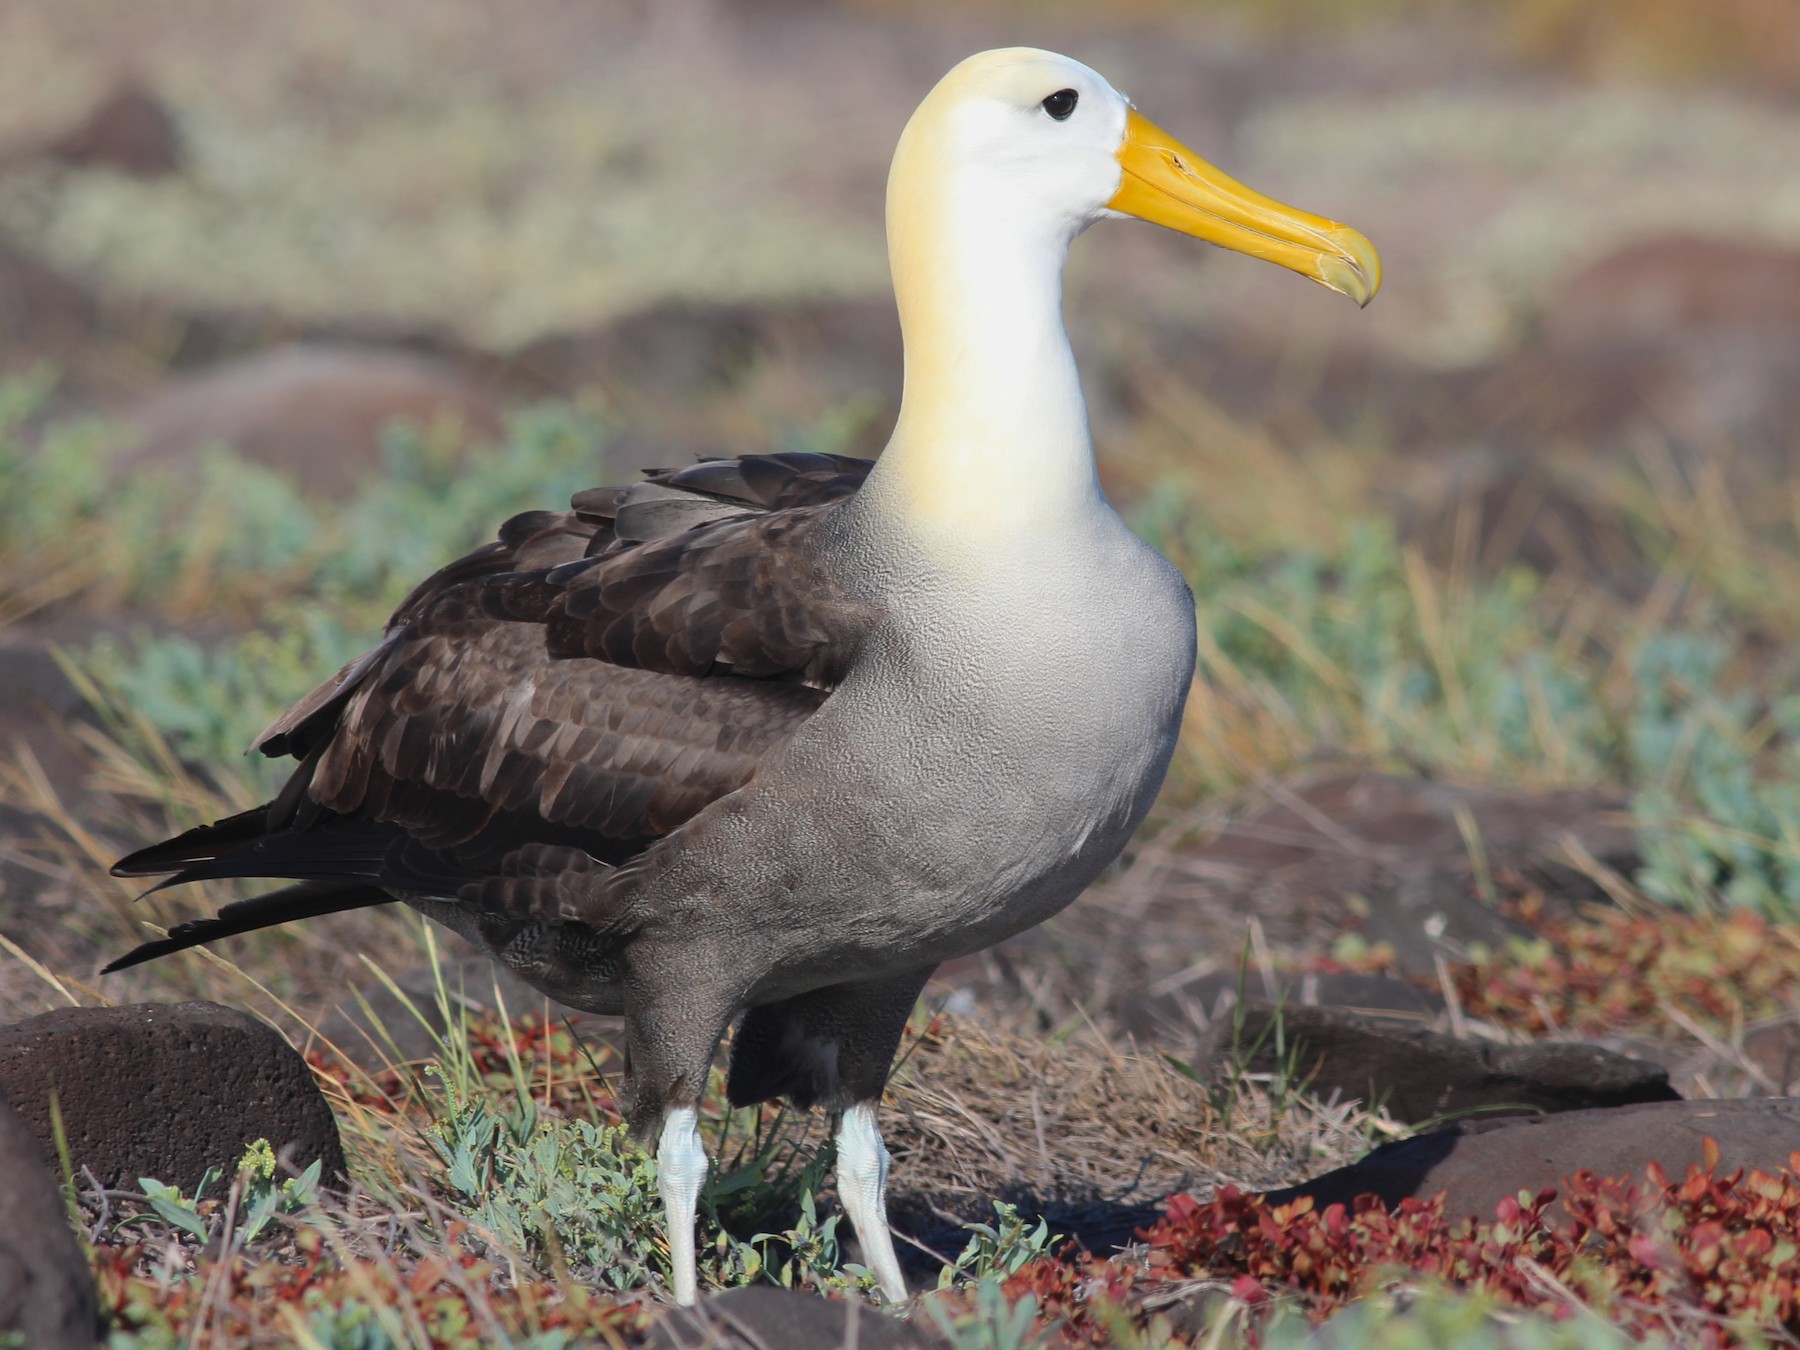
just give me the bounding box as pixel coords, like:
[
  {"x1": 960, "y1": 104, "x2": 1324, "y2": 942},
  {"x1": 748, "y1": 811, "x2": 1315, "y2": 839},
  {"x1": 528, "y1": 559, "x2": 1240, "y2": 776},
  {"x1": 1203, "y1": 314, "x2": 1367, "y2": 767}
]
[
  {"x1": 622, "y1": 948, "x2": 739, "y2": 1308},
  {"x1": 836, "y1": 1100, "x2": 908, "y2": 1304},
  {"x1": 655, "y1": 1105, "x2": 709, "y2": 1306},
  {"x1": 723, "y1": 962, "x2": 935, "y2": 1304}
]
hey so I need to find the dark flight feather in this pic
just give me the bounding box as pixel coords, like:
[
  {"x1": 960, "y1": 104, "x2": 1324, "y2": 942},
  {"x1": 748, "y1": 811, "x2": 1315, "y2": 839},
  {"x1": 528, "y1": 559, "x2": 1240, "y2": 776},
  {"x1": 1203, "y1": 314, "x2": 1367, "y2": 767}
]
[
  {"x1": 102, "y1": 882, "x2": 391, "y2": 973},
  {"x1": 106, "y1": 453, "x2": 878, "y2": 970},
  {"x1": 112, "y1": 806, "x2": 274, "y2": 877}
]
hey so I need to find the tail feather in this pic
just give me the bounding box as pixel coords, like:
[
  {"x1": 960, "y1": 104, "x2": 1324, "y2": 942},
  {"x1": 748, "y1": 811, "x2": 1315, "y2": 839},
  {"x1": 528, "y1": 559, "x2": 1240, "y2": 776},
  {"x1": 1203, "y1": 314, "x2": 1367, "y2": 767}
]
[
  {"x1": 138, "y1": 824, "x2": 394, "y2": 892},
  {"x1": 110, "y1": 807, "x2": 272, "y2": 878},
  {"x1": 102, "y1": 882, "x2": 393, "y2": 973}
]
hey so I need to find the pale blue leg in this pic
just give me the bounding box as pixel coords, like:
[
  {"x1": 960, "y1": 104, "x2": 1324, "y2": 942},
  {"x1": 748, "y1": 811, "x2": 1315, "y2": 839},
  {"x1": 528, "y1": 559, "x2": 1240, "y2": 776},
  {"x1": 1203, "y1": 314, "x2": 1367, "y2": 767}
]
[
  {"x1": 657, "y1": 1107, "x2": 707, "y2": 1305},
  {"x1": 836, "y1": 1103, "x2": 908, "y2": 1304}
]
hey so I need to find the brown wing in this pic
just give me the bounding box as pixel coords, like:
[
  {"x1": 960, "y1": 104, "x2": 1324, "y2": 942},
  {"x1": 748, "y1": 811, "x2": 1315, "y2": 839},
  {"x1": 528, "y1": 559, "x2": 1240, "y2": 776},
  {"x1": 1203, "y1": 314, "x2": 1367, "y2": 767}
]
[
  {"x1": 257, "y1": 451, "x2": 870, "y2": 761},
  {"x1": 253, "y1": 507, "x2": 597, "y2": 761},
  {"x1": 114, "y1": 452, "x2": 876, "y2": 917},
  {"x1": 305, "y1": 589, "x2": 832, "y2": 865},
  {"x1": 473, "y1": 452, "x2": 870, "y2": 686}
]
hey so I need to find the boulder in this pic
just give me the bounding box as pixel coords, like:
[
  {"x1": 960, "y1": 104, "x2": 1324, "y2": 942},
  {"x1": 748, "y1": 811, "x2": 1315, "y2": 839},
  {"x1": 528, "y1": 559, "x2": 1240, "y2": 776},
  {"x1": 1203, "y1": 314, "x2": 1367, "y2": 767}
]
[
  {"x1": 646, "y1": 1286, "x2": 942, "y2": 1350},
  {"x1": 1163, "y1": 971, "x2": 1445, "y2": 1026},
  {"x1": 123, "y1": 343, "x2": 505, "y2": 498},
  {"x1": 1546, "y1": 236, "x2": 1800, "y2": 349},
  {"x1": 1133, "y1": 259, "x2": 1800, "y2": 534},
  {"x1": 1511, "y1": 236, "x2": 1800, "y2": 472},
  {"x1": 0, "y1": 618, "x2": 105, "y2": 810},
  {"x1": 959, "y1": 774, "x2": 1639, "y2": 1044},
  {"x1": 0, "y1": 1001, "x2": 345, "y2": 1190},
  {"x1": 508, "y1": 298, "x2": 901, "y2": 406},
  {"x1": 1742, "y1": 1017, "x2": 1800, "y2": 1096},
  {"x1": 44, "y1": 83, "x2": 183, "y2": 178},
  {"x1": 1265, "y1": 1097, "x2": 1800, "y2": 1223},
  {"x1": 0, "y1": 240, "x2": 98, "y2": 367},
  {"x1": 0, "y1": 1086, "x2": 98, "y2": 1349},
  {"x1": 1207, "y1": 1001, "x2": 1678, "y2": 1124},
  {"x1": 1141, "y1": 772, "x2": 1639, "y2": 975}
]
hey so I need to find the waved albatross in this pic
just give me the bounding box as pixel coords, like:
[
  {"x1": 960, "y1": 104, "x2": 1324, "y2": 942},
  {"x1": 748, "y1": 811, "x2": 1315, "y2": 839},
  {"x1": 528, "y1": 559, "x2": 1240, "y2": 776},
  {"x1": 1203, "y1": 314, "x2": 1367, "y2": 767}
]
[{"x1": 106, "y1": 48, "x2": 1379, "y2": 1306}]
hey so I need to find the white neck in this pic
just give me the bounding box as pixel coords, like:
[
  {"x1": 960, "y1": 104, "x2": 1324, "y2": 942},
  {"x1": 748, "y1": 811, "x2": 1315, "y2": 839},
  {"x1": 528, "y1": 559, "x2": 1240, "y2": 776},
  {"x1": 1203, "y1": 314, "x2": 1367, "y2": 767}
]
[{"x1": 862, "y1": 162, "x2": 1102, "y2": 543}]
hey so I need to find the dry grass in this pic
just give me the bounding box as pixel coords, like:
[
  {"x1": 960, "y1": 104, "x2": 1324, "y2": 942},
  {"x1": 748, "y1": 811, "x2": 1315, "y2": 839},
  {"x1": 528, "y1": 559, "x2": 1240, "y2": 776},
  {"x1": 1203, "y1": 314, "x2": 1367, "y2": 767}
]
[
  {"x1": 0, "y1": 704, "x2": 1388, "y2": 1297},
  {"x1": 0, "y1": 707, "x2": 430, "y2": 1024},
  {"x1": 0, "y1": 715, "x2": 1382, "y2": 1195},
  {"x1": 885, "y1": 1015, "x2": 1383, "y2": 1212}
]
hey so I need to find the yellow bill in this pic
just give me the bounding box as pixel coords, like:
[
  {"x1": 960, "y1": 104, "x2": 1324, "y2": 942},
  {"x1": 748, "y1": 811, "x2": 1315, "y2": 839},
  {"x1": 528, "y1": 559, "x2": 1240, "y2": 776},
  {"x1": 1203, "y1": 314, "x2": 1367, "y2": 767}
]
[{"x1": 1109, "y1": 109, "x2": 1381, "y2": 307}]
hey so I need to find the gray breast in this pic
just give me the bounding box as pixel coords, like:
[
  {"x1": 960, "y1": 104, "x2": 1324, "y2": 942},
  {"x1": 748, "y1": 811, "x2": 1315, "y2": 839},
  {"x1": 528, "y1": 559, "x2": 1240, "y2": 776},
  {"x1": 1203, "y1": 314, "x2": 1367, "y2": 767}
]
[{"x1": 625, "y1": 507, "x2": 1198, "y2": 1001}]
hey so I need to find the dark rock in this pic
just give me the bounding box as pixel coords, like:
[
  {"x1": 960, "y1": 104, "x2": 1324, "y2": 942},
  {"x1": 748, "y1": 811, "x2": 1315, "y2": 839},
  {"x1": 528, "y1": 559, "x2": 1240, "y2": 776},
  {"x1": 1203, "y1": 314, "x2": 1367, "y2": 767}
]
[
  {"x1": 0, "y1": 619, "x2": 107, "y2": 968},
  {"x1": 493, "y1": 298, "x2": 901, "y2": 476},
  {"x1": 1114, "y1": 967, "x2": 1445, "y2": 1049},
  {"x1": 0, "y1": 1001, "x2": 345, "y2": 1190},
  {"x1": 888, "y1": 1188, "x2": 1162, "y2": 1275},
  {"x1": 1546, "y1": 236, "x2": 1800, "y2": 348},
  {"x1": 0, "y1": 624, "x2": 93, "y2": 814},
  {"x1": 1485, "y1": 337, "x2": 1800, "y2": 475},
  {"x1": 123, "y1": 343, "x2": 506, "y2": 498},
  {"x1": 522, "y1": 301, "x2": 763, "y2": 395},
  {"x1": 507, "y1": 298, "x2": 901, "y2": 406},
  {"x1": 1266, "y1": 1097, "x2": 1800, "y2": 1223},
  {"x1": 1142, "y1": 773, "x2": 1640, "y2": 975},
  {"x1": 1742, "y1": 1017, "x2": 1800, "y2": 1096},
  {"x1": 972, "y1": 774, "x2": 1637, "y2": 1047},
  {"x1": 44, "y1": 83, "x2": 183, "y2": 178},
  {"x1": 1136, "y1": 269, "x2": 1800, "y2": 525},
  {"x1": 646, "y1": 1286, "x2": 942, "y2": 1350},
  {"x1": 0, "y1": 240, "x2": 98, "y2": 367},
  {"x1": 1456, "y1": 237, "x2": 1800, "y2": 475},
  {"x1": 1208, "y1": 1002, "x2": 1678, "y2": 1124},
  {"x1": 314, "y1": 954, "x2": 615, "y2": 1072},
  {"x1": 1174, "y1": 971, "x2": 1445, "y2": 1025},
  {"x1": 0, "y1": 1086, "x2": 98, "y2": 1349}
]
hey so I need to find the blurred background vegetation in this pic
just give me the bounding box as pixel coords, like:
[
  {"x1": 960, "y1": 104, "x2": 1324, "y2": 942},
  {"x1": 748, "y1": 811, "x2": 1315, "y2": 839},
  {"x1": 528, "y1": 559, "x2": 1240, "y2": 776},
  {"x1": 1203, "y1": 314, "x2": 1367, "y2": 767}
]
[{"x1": 2, "y1": 1, "x2": 1800, "y2": 1341}]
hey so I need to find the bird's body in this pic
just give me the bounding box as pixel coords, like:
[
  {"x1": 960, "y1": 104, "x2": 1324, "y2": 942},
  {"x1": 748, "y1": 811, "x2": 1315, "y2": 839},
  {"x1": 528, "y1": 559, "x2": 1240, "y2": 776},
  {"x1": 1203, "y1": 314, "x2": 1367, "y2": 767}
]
[
  {"x1": 106, "y1": 46, "x2": 1377, "y2": 1307},
  {"x1": 691, "y1": 517, "x2": 1183, "y2": 984},
  {"x1": 369, "y1": 472, "x2": 1193, "y2": 1023}
]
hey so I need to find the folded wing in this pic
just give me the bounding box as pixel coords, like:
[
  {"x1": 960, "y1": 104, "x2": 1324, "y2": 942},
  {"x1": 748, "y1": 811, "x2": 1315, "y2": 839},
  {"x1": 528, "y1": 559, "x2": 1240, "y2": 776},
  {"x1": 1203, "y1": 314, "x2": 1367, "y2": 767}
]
[{"x1": 108, "y1": 452, "x2": 876, "y2": 969}]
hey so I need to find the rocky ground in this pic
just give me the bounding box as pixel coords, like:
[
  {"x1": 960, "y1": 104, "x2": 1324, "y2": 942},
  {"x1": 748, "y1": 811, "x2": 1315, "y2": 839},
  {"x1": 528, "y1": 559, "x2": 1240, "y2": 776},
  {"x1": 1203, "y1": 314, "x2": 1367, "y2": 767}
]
[{"x1": 1, "y1": 0, "x2": 1799, "y2": 1346}]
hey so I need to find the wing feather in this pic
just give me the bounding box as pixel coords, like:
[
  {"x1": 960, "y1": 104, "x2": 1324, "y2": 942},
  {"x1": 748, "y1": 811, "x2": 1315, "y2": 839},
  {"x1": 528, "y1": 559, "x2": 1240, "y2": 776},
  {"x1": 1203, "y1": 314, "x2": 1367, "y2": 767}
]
[{"x1": 111, "y1": 452, "x2": 876, "y2": 958}]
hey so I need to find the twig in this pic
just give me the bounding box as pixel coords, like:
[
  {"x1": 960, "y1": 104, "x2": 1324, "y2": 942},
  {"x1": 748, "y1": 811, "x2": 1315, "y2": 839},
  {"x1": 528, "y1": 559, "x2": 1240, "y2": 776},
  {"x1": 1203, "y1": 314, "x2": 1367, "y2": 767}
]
[{"x1": 1435, "y1": 952, "x2": 1468, "y2": 1040}]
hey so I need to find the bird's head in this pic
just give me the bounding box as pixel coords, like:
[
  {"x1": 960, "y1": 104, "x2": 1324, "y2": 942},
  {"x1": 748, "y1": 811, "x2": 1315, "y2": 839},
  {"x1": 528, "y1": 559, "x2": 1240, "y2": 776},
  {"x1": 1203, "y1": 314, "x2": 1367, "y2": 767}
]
[{"x1": 891, "y1": 47, "x2": 1380, "y2": 307}]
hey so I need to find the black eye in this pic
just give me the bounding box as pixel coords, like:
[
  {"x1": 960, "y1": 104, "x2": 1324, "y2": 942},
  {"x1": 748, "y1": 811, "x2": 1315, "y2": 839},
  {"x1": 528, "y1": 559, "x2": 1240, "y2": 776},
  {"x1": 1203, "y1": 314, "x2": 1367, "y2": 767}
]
[{"x1": 1041, "y1": 89, "x2": 1078, "y2": 121}]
